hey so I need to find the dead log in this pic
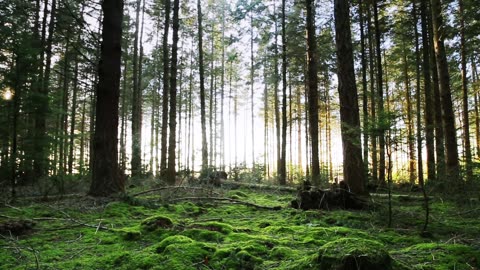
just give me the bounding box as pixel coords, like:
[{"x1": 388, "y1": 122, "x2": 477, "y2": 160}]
[{"x1": 291, "y1": 186, "x2": 369, "y2": 211}]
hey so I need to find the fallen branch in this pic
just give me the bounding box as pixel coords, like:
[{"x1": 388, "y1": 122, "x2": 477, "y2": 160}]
[
  {"x1": 169, "y1": 197, "x2": 282, "y2": 210},
  {"x1": 131, "y1": 186, "x2": 219, "y2": 197}
]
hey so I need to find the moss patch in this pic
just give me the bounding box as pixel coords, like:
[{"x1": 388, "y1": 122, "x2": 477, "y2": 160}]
[{"x1": 317, "y1": 238, "x2": 392, "y2": 270}]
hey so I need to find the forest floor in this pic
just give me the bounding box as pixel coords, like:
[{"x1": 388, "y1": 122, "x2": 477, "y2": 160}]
[{"x1": 0, "y1": 182, "x2": 479, "y2": 270}]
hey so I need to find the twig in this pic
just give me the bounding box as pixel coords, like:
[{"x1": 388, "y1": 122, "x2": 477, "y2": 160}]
[
  {"x1": 132, "y1": 186, "x2": 219, "y2": 197},
  {"x1": 169, "y1": 197, "x2": 282, "y2": 210}
]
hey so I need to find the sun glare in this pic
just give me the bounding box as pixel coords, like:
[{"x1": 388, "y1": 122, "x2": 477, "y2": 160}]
[{"x1": 2, "y1": 87, "x2": 13, "y2": 101}]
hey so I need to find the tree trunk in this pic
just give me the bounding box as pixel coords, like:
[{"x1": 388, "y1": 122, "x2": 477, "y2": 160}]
[
  {"x1": 279, "y1": 0, "x2": 287, "y2": 185},
  {"x1": 198, "y1": 0, "x2": 208, "y2": 171},
  {"x1": 359, "y1": 0, "x2": 369, "y2": 179},
  {"x1": 131, "y1": 0, "x2": 143, "y2": 178},
  {"x1": 413, "y1": 1, "x2": 424, "y2": 186},
  {"x1": 89, "y1": 0, "x2": 125, "y2": 196},
  {"x1": 367, "y1": 3, "x2": 377, "y2": 185},
  {"x1": 403, "y1": 49, "x2": 416, "y2": 184},
  {"x1": 430, "y1": 0, "x2": 460, "y2": 187},
  {"x1": 420, "y1": 0, "x2": 436, "y2": 182},
  {"x1": 68, "y1": 54, "x2": 79, "y2": 175},
  {"x1": 160, "y1": 0, "x2": 171, "y2": 177},
  {"x1": 373, "y1": 0, "x2": 385, "y2": 187},
  {"x1": 306, "y1": 0, "x2": 320, "y2": 186},
  {"x1": 472, "y1": 60, "x2": 480, "y2": 159},
  {"x1": 166, "y1": 0, "x2": 180, "y2": 185},
  {"x1": 458, "y1": 0, "x2": 472, "y2": 182},
  {"x1": 334, "y1": 0, "x2": 367, "y2": 195}
]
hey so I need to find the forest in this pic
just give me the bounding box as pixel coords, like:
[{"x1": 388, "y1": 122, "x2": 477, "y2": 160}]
[{"x1": 0, "y1": 0, "x2": 479, "y2": 269}]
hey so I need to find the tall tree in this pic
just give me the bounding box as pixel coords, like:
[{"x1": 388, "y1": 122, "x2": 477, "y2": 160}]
[
  {"x1": 278, "y1": 0, "x2": 287, "y2": 185},
  {"x1": 198, "y1": 0, "x2": 208, "y2": 171},
  {"x1": 458, "y1": 0, "x2": 472, "y2": 182},
  {"x1": 334, "y1": 0, "x2": 367, "y2": 195},
  {"x1": 131, "y1": 0, "x2": 143, "y2": 178},
  {"x1": 166, "y1": 0, "x2": 180, "y2": 185},
  {"x1": 373, "y1": 0, "x2": 385, "y2": 186},
  {"x1": 160, "y1": 0, "x2": 171, "y2": 176},
  {"x1": 89, "y1": 0, "x2": 124, "y2": 196},
  {"x1": 420, "y1": 0, "x2": 436, "y2": 182},
  {"x1": 430, "y1": 0, "x2": 460, "y2": 186},
  {"x1": 306, "y1": 0, "x2": 320, "y2": 186}
]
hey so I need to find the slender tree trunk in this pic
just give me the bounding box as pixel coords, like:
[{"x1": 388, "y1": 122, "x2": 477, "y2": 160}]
[
  {"x1": 459, "y1": 0, "x2": 472, "y2": 182},
  {"x1": 68, "y1": 55, "x2": 79, "y2": 175},
  {"x1": 273, "y1": 0, "x2": 281, "y2": 177},
  {"x1": 160, "y1": 0, "x2": 171, "y2": 177},
  {"x1": 413, "y1": 1, "x2": 424, "y2": 185},
  {"x1": 430, "y1": 18, "x2": 445, "y2": 177},
  {"x1": 131, "y1": 0, "x2": 143, "y2": 178},
  {"x1": 359, "y1": 0, "x2": 369, "y2": 179},
  {"x1": 420, "y1": 0, "x2": 436, "y2": 182},
  {"x1": 198, "y1": 0, "x2": 208, "y2": 171},
  {"x1": 367, "y1": 3, "x2": 377, "y2": 185},
  {"x1": 373, "y1": 0, "x2": 385, "y2": 186},
  {"x1": 166, "y1": 0, "x2": 180, "y2": 184},
  {"x1": 430, "y1": 0, "x2": 460, "y2": 187},
  {"x1": 403, "y1": 49, "x2": 416, "y2": 184},
  {"x1": 220, "y1": 2, "x2": 226, "y2": 170},
  {"x1": 79, "y1": 98, "x2": 86, "y2": 174},
  {"x1": 89, "y1": 0, "x2": 125, "y2": 196},
  {"x1": 472, "y1": 60, "x2": 480, "y2": 158},
  {"x1": 250, "y1": 9, "x2": 255, "y2": 168},
  {"x1": 306, "y1": 0, "x2": 320, "y2": 186},
  {"x1": 334, "y1": 0, "x2": 367, "y2": 195},
  {"x1": 278, "y1": 0, "x2": 287, "y2": 185}
]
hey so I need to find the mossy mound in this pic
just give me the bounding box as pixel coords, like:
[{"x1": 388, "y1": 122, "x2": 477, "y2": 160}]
[
  {"x1": 317, "y1": 238, "x2": 392, "y2": 270},
  {"x1": 140, "y1": 215, "x2": 174, "y2": 232},
  {"x1": 212, "y1": 247, "x2": 264, "y2": 270},
  {"x1": 393, "y1": 243, "x2": 480, "y2": 270},
  {"x1": 188, "y1": 221, "x2": 233, "y2": 234},
  {"x1": 155, "y1": 236, "x2": 215, "y2": 270},
  {"x1": 154, "y1": 235, "x2": 194, "y2": 253}
]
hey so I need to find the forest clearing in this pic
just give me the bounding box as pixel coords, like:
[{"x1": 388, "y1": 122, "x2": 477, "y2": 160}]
[
  {"x1": 1, "y1": 182, "x2": 479, "y2": 269},
  {"x1": 1, "y1": 0, "x2": 480, "y2": 268}
]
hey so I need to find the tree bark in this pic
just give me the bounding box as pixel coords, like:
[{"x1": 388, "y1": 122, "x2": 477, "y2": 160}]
[
  {"x1": 89, "y1": 0, "x2": 125, "y2": 196},
  {"x1": 334, "y1": 0, "x2": 367, "y2": 195},
  {"x1": 160, "y1": 0, "x2": 171, "y2": 177},
  {"x1": 166, "y1": 0, "x2": 180, "y2": 185},
  {"x1": 459, "y1": 0, "x2": 472, "y2": 182},
  {"x1": 131, "y1": 0, "x2": 143, "y2": 178},
  {"x1": 198, "y1": 0, "x2": 208, "y2": 171},
  {"x1": 430, "y1": 0, "x2": 460, "y2": 187},
  {"x1": 279, "y1": 0, "x2": 287, "y2": 185},
  {"x1": 420, "y1": 0, "x2": 436, "y2": 182},
  {"x1": 306, "y1": 0, "x2": 320, "y2": 186}
]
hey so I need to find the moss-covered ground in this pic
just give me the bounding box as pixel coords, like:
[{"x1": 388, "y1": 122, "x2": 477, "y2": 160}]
[{"x1": 0, "y1": 186, "x2": 479, "y2": 269}]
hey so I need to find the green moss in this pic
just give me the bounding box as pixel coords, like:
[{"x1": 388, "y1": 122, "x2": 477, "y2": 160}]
[
  {"x1": 154, "y1": 235, "x2": 194, "y2": 253},
  {"x1": 140, "y1": 215, "x2": 174, "y2": 232},
  {"x1": 181, "y1": 228, "x2": 226, "y2": 242},
  {"x1": 115, "y1": 226, "x2": 142, "y2": 241},
  {"x1": 318, "y1": 238, "x2": 392, "y2": 270},
  {"x1": 393, "y1": 243, "x2": 480, "y2": 270},
  {"x1": 212, "y1": 247, "x2": 263, "y2": 270},
  {"x1": 157, "y1": 240, "x2": 215, "y2": 270},
  {"x1": 188, "y1": 221, "x2": 233, "y2": 234}
]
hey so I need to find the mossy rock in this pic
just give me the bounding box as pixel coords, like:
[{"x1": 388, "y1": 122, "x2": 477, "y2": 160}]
[
  {"x1": 154, "y1": 235, "x2": 194, "y2": 253},
  {"x1": 317, "y1": 238, "x2": 392, "y2": 270},
  {"x1": 116, "y1": 227, "x2": 142, "y2": 241},
  {"x1": 140, "y1": 215, "x2": 174, "y2": 232}
]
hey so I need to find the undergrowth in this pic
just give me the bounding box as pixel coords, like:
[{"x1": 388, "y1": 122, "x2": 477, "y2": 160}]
[{"x1": 0, "y1": 186, "x2": 479, "y2": 269}]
